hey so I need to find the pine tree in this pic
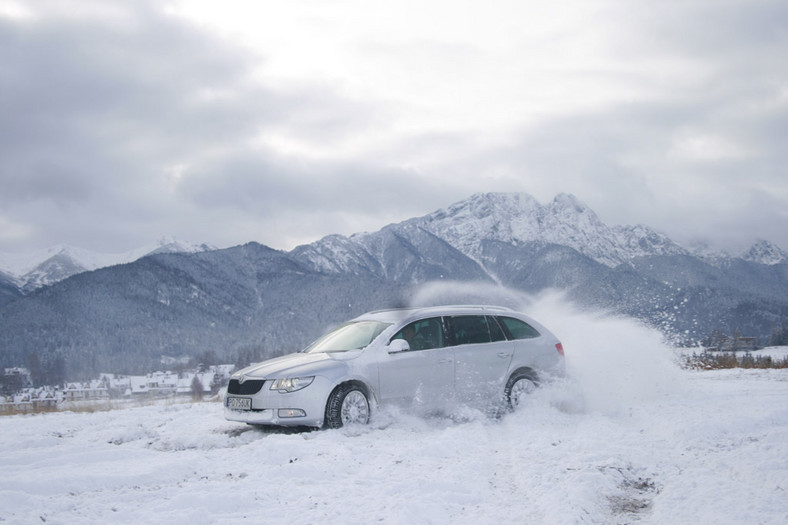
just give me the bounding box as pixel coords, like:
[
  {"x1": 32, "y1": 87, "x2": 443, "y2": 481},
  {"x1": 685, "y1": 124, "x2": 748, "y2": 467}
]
[
  {"x1": 768, "y1": 321, "x2": 788, "y2": 346},
  {"x1": 190, "y1": 375, "x2": 204, "y2": 401}
]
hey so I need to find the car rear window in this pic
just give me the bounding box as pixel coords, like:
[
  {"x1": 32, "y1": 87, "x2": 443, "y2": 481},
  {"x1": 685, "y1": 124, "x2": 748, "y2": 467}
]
[{"x1": 497, "y1": 316, "x2": 541, "y2": 339}]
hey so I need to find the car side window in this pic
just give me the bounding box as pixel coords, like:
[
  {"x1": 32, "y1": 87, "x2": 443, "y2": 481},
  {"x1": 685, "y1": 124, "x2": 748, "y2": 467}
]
[
  {"x1": 450, "y1": 315, "x2": 493, "y2": 345},
  {"x1": 391, "y1": 317, "x2": 445, "y2": 351},
  {"x1": 497, "y1": 316, "x2": 541, "y2": 339}
]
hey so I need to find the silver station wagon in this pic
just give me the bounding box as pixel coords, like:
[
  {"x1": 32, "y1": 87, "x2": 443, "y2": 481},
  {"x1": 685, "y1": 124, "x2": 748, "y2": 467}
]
[{"x1": 224, "y1": 305, "x2": 565, "y2": 428}]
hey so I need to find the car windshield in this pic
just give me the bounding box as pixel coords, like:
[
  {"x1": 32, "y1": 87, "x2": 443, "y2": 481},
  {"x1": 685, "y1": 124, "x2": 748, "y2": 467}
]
[{"x1": 304, "y1": 321, "x2": 392, "y2": 353}]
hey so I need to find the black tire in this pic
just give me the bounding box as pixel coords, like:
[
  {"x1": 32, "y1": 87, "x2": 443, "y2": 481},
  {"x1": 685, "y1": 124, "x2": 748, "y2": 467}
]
[
  {"x1": 504, "y1": 372, "x2": 538, "y2": 411},
  {"x1": 324, "y1": 383, "x2": 370, "y2": 428}
]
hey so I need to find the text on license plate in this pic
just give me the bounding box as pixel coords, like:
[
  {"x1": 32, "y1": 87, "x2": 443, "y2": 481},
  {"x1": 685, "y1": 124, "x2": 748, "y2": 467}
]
[{"x1": 226, "y1": 397, "x2": 252, "y2": 410}]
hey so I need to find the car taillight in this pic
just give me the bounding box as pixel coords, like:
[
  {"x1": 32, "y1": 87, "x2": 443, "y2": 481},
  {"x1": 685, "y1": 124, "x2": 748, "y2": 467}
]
[{"x1": 555, "y1": 342, "x2": 565, "y2": 356}]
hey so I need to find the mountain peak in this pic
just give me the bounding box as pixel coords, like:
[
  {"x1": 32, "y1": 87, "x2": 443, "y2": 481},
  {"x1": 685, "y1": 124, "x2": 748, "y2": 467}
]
[
  {"x1": 415, "y1": 192, "x2": 687, "y2": 267},
  {"x1": 741, "y1": 239, "x2": 787, "y2": 265},
  {"x1": 550, "y1": 193, "x2": 589, "y2": 213},
  {"x1": 290, "y1": 193, "x2": 779, "y2": 271},
  {"x1": 148, "y1": 237, "x2": 217, "y2": 256},
  {"x1": 436, "y1": 192, "x2": 540, "y2": 220},
  {"x1": 0, "y1": 237, "x2": 216, "y2": 292}
]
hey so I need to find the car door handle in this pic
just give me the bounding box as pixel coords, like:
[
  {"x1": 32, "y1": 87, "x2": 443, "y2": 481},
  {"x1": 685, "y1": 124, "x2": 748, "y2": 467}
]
[
  {"x1": 497, "y1": 352, "x2": 512, "y2": 358},
  {"x1": 438, "y1": 358, "x2": 453, "y2": 364}
]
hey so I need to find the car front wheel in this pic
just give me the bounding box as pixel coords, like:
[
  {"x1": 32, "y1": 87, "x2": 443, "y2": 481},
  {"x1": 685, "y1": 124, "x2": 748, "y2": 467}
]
[{"x1": 325, "y1": 383, "x2": 370, "y2": 428}]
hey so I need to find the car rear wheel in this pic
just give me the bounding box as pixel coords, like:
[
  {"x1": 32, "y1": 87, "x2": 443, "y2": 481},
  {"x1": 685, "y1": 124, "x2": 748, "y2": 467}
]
[
  {"x1": 504, "y1": 373, "x2": 537, "y2": 410},
  {"x1": 325, "y1": 383, "x2": 370, "y2": 428}
]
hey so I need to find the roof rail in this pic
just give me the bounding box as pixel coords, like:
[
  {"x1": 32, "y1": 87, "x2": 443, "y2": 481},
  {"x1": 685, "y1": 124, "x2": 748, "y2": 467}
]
[
  {"x1": 365, "y1": 307, "x2": 414, "y2": 315},
  {"x1": 366, "y1": 304, "x2": 513, "y2": 315},
  {"x1": 437, "y1": 304, "x2": 514, "y2": 312}
]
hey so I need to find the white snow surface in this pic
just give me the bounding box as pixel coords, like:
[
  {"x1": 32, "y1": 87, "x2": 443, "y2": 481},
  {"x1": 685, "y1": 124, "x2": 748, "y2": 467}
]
[
  {"x1": 756, "y1": 346, "x2": 788, "y2": 360},
  {"x1": 2, "y1": 294, "x2": 787, "y2": 524}
]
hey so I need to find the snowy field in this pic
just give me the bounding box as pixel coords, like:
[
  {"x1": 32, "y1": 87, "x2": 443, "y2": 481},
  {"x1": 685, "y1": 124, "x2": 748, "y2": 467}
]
[
  {"x1": 746, "y1": 346, "x2": 788, "y2": 361},
  {"x1": 2, "y1": 295, "x2": 787, "y2": 524}
]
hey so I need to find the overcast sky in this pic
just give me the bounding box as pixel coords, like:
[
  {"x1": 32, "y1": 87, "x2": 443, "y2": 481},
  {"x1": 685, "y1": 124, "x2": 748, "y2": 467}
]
[{"x1": 1, "y1": 0, "x2": 787, "y2": 255}]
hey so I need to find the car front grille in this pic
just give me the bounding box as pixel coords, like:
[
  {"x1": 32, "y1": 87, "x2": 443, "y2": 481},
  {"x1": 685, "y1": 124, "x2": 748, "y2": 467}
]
[{"x1": 227, "y1": 379, "x2": 266, "y2": 395}]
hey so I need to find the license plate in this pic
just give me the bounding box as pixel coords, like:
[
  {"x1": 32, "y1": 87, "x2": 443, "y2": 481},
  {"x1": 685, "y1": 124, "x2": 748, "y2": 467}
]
[{"x1": 226, "y1": 397, "x2": 252, "y2": 410}]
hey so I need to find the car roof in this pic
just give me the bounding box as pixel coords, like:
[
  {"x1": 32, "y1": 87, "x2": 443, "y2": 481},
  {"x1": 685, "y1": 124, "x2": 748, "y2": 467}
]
[{"x1": 355, "y1": 305, "x2": 518, "y2": 323}]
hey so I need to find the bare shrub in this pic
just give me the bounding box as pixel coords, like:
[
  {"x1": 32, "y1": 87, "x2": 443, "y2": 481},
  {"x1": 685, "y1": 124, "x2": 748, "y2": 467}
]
[{"x1": 685, "y1": 351, "x2": 788, "y2": 370}]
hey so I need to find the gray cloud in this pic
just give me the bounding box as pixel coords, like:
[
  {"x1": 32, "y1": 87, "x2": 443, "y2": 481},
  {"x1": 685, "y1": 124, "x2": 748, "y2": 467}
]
[
  {"x1": 1, "y1": 0, "x2": 786, "y2": 254},
  {"x1": 0, "y1": 1, "x2": 384, "y2": 249},
  {"x1": 0, "y1": 5, "x2": 264, "y2": 206},
  {"x1": 451, "y1": 99, "x2": 788, "y2": 251}
]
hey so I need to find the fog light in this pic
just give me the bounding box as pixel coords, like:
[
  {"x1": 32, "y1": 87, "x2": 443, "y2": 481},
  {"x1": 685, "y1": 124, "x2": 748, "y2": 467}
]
[{"x1": 278, "y1": 408, "x2": 306, "y2": 418}]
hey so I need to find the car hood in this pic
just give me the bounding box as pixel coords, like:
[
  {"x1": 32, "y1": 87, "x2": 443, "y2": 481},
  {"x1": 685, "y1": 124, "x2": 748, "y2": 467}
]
[{"x1": 235, "y1": 351, "x2": 360, "y2": 379}]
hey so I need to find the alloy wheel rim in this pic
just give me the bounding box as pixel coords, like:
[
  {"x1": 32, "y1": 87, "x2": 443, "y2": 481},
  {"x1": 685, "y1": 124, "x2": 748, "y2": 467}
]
[
  {"x1": 341, "y1": 390, "x2": 369, "y2": 424},
  {"x1": 510, "y1": 378, "x2": 536, "y2": 408}
]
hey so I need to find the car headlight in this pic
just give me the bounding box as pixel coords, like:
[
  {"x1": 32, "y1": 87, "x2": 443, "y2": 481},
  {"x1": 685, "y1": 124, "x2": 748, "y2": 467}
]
[{"x1": 269, "y1": 377, "x2": 314, "y2": 393}]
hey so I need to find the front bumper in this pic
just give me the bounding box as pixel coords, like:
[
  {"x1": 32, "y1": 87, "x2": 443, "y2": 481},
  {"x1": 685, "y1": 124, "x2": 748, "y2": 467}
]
[{"x1": 223, "y1": 376, "x2": 332, "y2": 427}]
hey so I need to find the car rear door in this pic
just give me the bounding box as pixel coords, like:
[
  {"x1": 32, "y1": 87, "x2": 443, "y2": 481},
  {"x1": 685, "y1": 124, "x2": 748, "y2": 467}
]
[{"x1": 449, "y1": 315, "x2": 514, "y2": 405}]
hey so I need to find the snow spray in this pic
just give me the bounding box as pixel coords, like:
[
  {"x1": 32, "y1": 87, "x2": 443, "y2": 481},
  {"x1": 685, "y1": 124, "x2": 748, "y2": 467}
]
[{"x1": 407, "y1": 281, "x2": 686, "y2": 416}]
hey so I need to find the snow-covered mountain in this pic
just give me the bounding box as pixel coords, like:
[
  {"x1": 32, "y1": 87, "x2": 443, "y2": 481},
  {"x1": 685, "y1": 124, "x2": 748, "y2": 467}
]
[
  {"x1": 1, "y1": 192, "x2": 786, "y2": 380},
  {"x1": 411, "y1": 193, "x2": 689, "y2": 267},
  {"x1": 0, "y1": 237, "x2": 215, "y2": 292},
  {"x1": 4, "y1": 193, "x2": 780, "y2": 293},
  {"x1": 740, "y1": 239, "x2": 787, "y2": 265},
  {"x1": 296, "y1": 192, "x2": 772, "y2": 273},
  {"x1": 688, "y1": 238, "x2": 787, "y2": 266}
]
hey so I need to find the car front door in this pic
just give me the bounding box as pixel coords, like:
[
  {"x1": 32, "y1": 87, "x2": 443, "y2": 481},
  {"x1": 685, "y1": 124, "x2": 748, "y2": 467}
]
[{"x1": 377, "y1": 317, "x2": 454, "y2": 409}]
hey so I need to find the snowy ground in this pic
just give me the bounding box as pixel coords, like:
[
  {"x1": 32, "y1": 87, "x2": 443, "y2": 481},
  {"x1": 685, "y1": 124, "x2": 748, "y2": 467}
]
[
  {"x1": 739, "y1": 346, "x2": 788, "y2": 361},
  {"x1": 2, "y1": 296, "x2": 787, "y2": 524}
]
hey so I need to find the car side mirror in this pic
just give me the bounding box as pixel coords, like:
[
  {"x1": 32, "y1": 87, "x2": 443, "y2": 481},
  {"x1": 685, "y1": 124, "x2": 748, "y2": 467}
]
[{"x1": 388, "y1": 339, "x2": 410, "y2": 353}]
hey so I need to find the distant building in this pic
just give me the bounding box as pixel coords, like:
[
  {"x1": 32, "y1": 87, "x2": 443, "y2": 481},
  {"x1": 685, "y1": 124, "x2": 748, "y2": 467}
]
[
  {"x1": 706, "y1": 336, "x2": 759, "y2": 352},
  {"x1": 0, "y1": 386, "x2": 63, "y2": 412},
  {"x1": 33, "y1": 388, "x2": 60, "y2": 410},
  {"x1": 0, "y1": 364, "x2": 235, "y2": 411},
  {"x1": 160, "y1": 355, "x2": 191, "y2": 367},
  {"x1": 2, "y1": 367, "x2": 31, "y2": 388},
  {"x1": 63, "y1": 380, "x2": 109, "y2": 401},
  {"x1": 3, "y1": 367, "x2": 31, "y2": 379}
]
